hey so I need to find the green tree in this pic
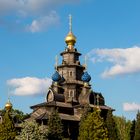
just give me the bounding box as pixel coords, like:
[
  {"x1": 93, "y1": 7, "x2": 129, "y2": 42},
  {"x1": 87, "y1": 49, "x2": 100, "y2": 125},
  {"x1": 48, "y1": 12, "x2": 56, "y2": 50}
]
[
  {"x1": 78, "y1": 108, "x2": 108, "y2": 140},
  {"x1": 114, "y1": 116, "x2": 131, "y2": 140},
  {"x1": 11, "y1": 109, "x2": 29, "y2": 121},
  {"x1": 1, "y1": 108, "x2": 29, "y2": 122},
  {"x1": 105, "y1": 110, "x2": 119, "y2": 140},
  {"x1": 39, "y1": 124, "x2": 48, "y2": 140},
  {"x1": 80, "y1": 104, "x2": 91, "y2": 123},
  {"x1": 0, "y1": 111, "x2": 17, "y2": 140},
  {"x1": 130, "y1": 119, "x2": 135, "y2": 140},
  {"x1": 78, "y1": 104, "x2": 91, "y2": 140},
  {"x1": 15, "y1": 120, "x2": 46, "y2": 140},
  {"x1": 47, "y1": 109, "x2": 63, "y2": 140},
  {"x1": 134, "y1": 111, "x2": 140, "y2": 140}
]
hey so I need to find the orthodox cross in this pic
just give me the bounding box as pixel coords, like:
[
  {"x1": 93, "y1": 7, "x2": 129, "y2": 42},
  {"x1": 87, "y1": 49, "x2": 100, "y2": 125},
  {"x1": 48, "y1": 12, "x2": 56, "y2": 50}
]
[
  {"x1": 84, "y1": 55, "x2": 87, "y2": 70},
  {"x1": 69, "y1": 14, "x2": 72, "y2": 32},
  {"x1": 7, "y1": 91, "x2": 11, "y2": 103},
  {"x1": 55, "y1": 55, "x2": 58, "y2": 70}
]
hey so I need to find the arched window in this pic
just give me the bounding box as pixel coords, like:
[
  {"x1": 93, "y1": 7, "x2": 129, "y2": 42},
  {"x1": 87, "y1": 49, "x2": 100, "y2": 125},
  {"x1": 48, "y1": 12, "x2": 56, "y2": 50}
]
[
  {"x1": 69, "y1": 90, "x2": 74, "y2": 98},
  {"x1": 69, "y1": 71, "x2": 73, "y2": 77}
]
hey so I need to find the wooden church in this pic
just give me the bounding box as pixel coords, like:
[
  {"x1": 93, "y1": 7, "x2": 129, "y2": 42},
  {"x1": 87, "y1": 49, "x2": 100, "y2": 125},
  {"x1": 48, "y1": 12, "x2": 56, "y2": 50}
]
[{"x1": 28, "y1": 15, "x2": 112, "y2": 140}]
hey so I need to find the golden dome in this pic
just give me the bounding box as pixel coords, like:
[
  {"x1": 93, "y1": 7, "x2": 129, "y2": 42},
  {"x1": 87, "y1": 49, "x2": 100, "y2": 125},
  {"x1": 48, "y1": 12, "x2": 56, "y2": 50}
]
[
  {"x1": 65, "y1": 31, "x2": 76, "y2": 46},
  {"x1": 5, "y1": 100, "x2": 12, "y2": 111}
]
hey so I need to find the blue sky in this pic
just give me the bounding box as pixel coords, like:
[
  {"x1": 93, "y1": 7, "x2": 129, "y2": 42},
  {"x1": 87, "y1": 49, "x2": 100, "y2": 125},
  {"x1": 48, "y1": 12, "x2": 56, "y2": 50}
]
[{"x1": 0, "y1": 0, "x2": 140, "y2": 120}]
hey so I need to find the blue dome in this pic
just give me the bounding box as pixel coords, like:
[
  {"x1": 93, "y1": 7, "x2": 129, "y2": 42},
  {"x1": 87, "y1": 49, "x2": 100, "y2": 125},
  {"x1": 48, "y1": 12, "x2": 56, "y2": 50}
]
[
  {"x1": 52, "y1": 71, "x2": 61, "y2": 82},
  {"x1": 81, "y1": 71, "x2": 91, "y2": 82}
]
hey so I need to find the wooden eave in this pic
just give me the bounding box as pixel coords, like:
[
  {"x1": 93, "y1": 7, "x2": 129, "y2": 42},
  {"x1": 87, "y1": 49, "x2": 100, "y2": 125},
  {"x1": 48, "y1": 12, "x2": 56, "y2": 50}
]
[
  {"x1": 57, "y1": 64, "x2": 85, "y2": 69},
  {"x1": 60, "y1": 50, "x2": 81, "y2": 56},
  {"x1": 30, "y1": 101, "x2": 74, "y2": 109},
  {"x1": 35, "y1": 112, "x2": 48, "y2": 120},
  {"x1": 59, "y1": 113, "x2": 80, "y2": 121},
  {"x1": 30, "y1": 102, "x2": 47, "y2": 109},
  {"x1": 89, "y1": 104, "x2": 115, "y2": 111}
]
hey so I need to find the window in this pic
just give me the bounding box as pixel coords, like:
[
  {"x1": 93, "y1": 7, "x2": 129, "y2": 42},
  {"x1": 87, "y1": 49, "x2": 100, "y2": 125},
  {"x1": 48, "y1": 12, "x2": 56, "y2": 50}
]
[
  {"x1": 69, "y1": 71, "x2": 73, "y2": 77},
  {"x1": 69, "y1": 90, "x2": 74, "y2": 98}
]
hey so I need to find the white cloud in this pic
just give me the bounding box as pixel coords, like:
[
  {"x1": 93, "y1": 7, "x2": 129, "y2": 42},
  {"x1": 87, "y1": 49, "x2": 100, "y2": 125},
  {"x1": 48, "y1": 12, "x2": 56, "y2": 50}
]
[
  {"x1": 0, "y1": 0, "x2": 79, "y2": 32},
  {"x1": 0, "y1": 0, "x2": 21, "y2": 14},
  {"x1": 123, "y1": 102, "x2": 140, "y2": 112},
  {"x1": 26, "y1": 11, "x2": 59, "y2": 33},
  {"x1": 7, "y1": 77, "x2": 52, "y2": 96},
  {"x1": 24, "y1": 0, "x2": 78, "y2": 14},
  {"x1": 0, "y1": 0, "x2": 78, "y2": 15},
  {"x1": 88, "y1": 46, "x2": 140, "y2": 78}
]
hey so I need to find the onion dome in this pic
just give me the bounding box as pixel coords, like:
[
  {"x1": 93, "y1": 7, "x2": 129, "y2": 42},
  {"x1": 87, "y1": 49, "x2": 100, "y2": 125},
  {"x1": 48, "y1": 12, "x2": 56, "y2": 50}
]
[
  {"x1": 52, "y1": 71, "x2": 61, "y2": 82},
  {"x1": 81, "y1": 71, "x2": 91, "y2": 82},
  {"x1": 5, "y1": 100, "x2": 12, "y2": 111},
  {"x1": 65, "y1": 32, "x2": 76, "y2": 46}
]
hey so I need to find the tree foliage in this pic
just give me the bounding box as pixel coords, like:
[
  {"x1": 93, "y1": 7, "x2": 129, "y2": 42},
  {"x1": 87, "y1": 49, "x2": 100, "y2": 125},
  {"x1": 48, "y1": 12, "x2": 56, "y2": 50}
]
[
  {"x1": 130, "y1": 119, "x2": 135, "y2": 140},
  {"x1": 134, "y1": 111, "x2": 140, "y2": 140},
  {"x1": 78, "y1": 108, "x2": 108, "y2": 140},
  {"x1": 15, "y1": 120, "x2": 46, "y2": 140},
  {"x1": 105, "y1": 110, "x2": 119, "y2": 140},
  {"x1": 47, "y1": 109, "x2": 63, "y2": 140},
  {"x1": 114, "y1": 116, "x2": 131, "y2": 140},
  {"x1": 80, "y1": 104, "x2": 91, "y2": 124},
  {"x1": 11, "y1": 109, "x2": 29, "y2": 122},
  {"x1": 1, "y1": 108, "x2": 29, "y2": 123},
  {"x1": 0, "y1": 111, "x2": 17, "y2": 140}
]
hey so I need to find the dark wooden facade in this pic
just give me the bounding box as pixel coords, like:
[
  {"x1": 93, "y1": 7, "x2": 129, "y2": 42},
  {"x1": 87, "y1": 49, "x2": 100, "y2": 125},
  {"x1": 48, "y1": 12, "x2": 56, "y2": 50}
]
[{"x1": 28, "y1": 20, "x2": 113, "y2": 140}]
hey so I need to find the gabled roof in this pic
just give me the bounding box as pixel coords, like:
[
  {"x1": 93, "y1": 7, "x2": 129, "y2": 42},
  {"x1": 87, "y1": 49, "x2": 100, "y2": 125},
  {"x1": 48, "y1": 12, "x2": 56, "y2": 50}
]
[
  {"x1": 30, "y1": 102, "x2": 47, "y2": 109},
  {"x1": 36, "y1": 112, "x2": 48, "y2": 120},
  {"x1": 34, "y1": 112, "x2": 80, "y2": 121},
  {"x1": 89, "y1": 104, "x2": 114, "y2": 110},
  {"x1": 30, "y1": 101, "x2": 74, "y2": 109},
  {"x1": 59, "y1": 113, "x2": 80, "y2": 121},
  {"x1": 73, "y1": 104, "x2": 114, "y2": 110}
]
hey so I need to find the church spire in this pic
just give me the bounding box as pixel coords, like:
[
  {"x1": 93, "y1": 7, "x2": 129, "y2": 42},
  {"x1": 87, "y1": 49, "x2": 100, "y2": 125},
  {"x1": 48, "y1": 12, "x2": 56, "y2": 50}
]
[
  {"x1": 84, "y1": 55, "x2": 87, "y2": 70},
  {"x1": 69, "y1": 14, "x2": 72, "y2": 32},
  {"x1": 55, "y1": 55, "x2": 58, "y2": 70},
  {"x1": 65, "y1": 14, "x2": 76, "y2": 49}
]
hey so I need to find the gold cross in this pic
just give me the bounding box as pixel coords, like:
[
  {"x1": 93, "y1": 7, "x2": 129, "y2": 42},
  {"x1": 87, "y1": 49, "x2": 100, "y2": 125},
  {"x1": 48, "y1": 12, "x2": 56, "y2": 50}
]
[
  {"x1": 84, "y1": 55, "x2": 87, "y2": 70},
  {"x1": 55, "y1": 55, "x2": 58, "y2": 69},
  {"x1": 69, "y1": 14, "x2": 72, "y2": 32}
]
